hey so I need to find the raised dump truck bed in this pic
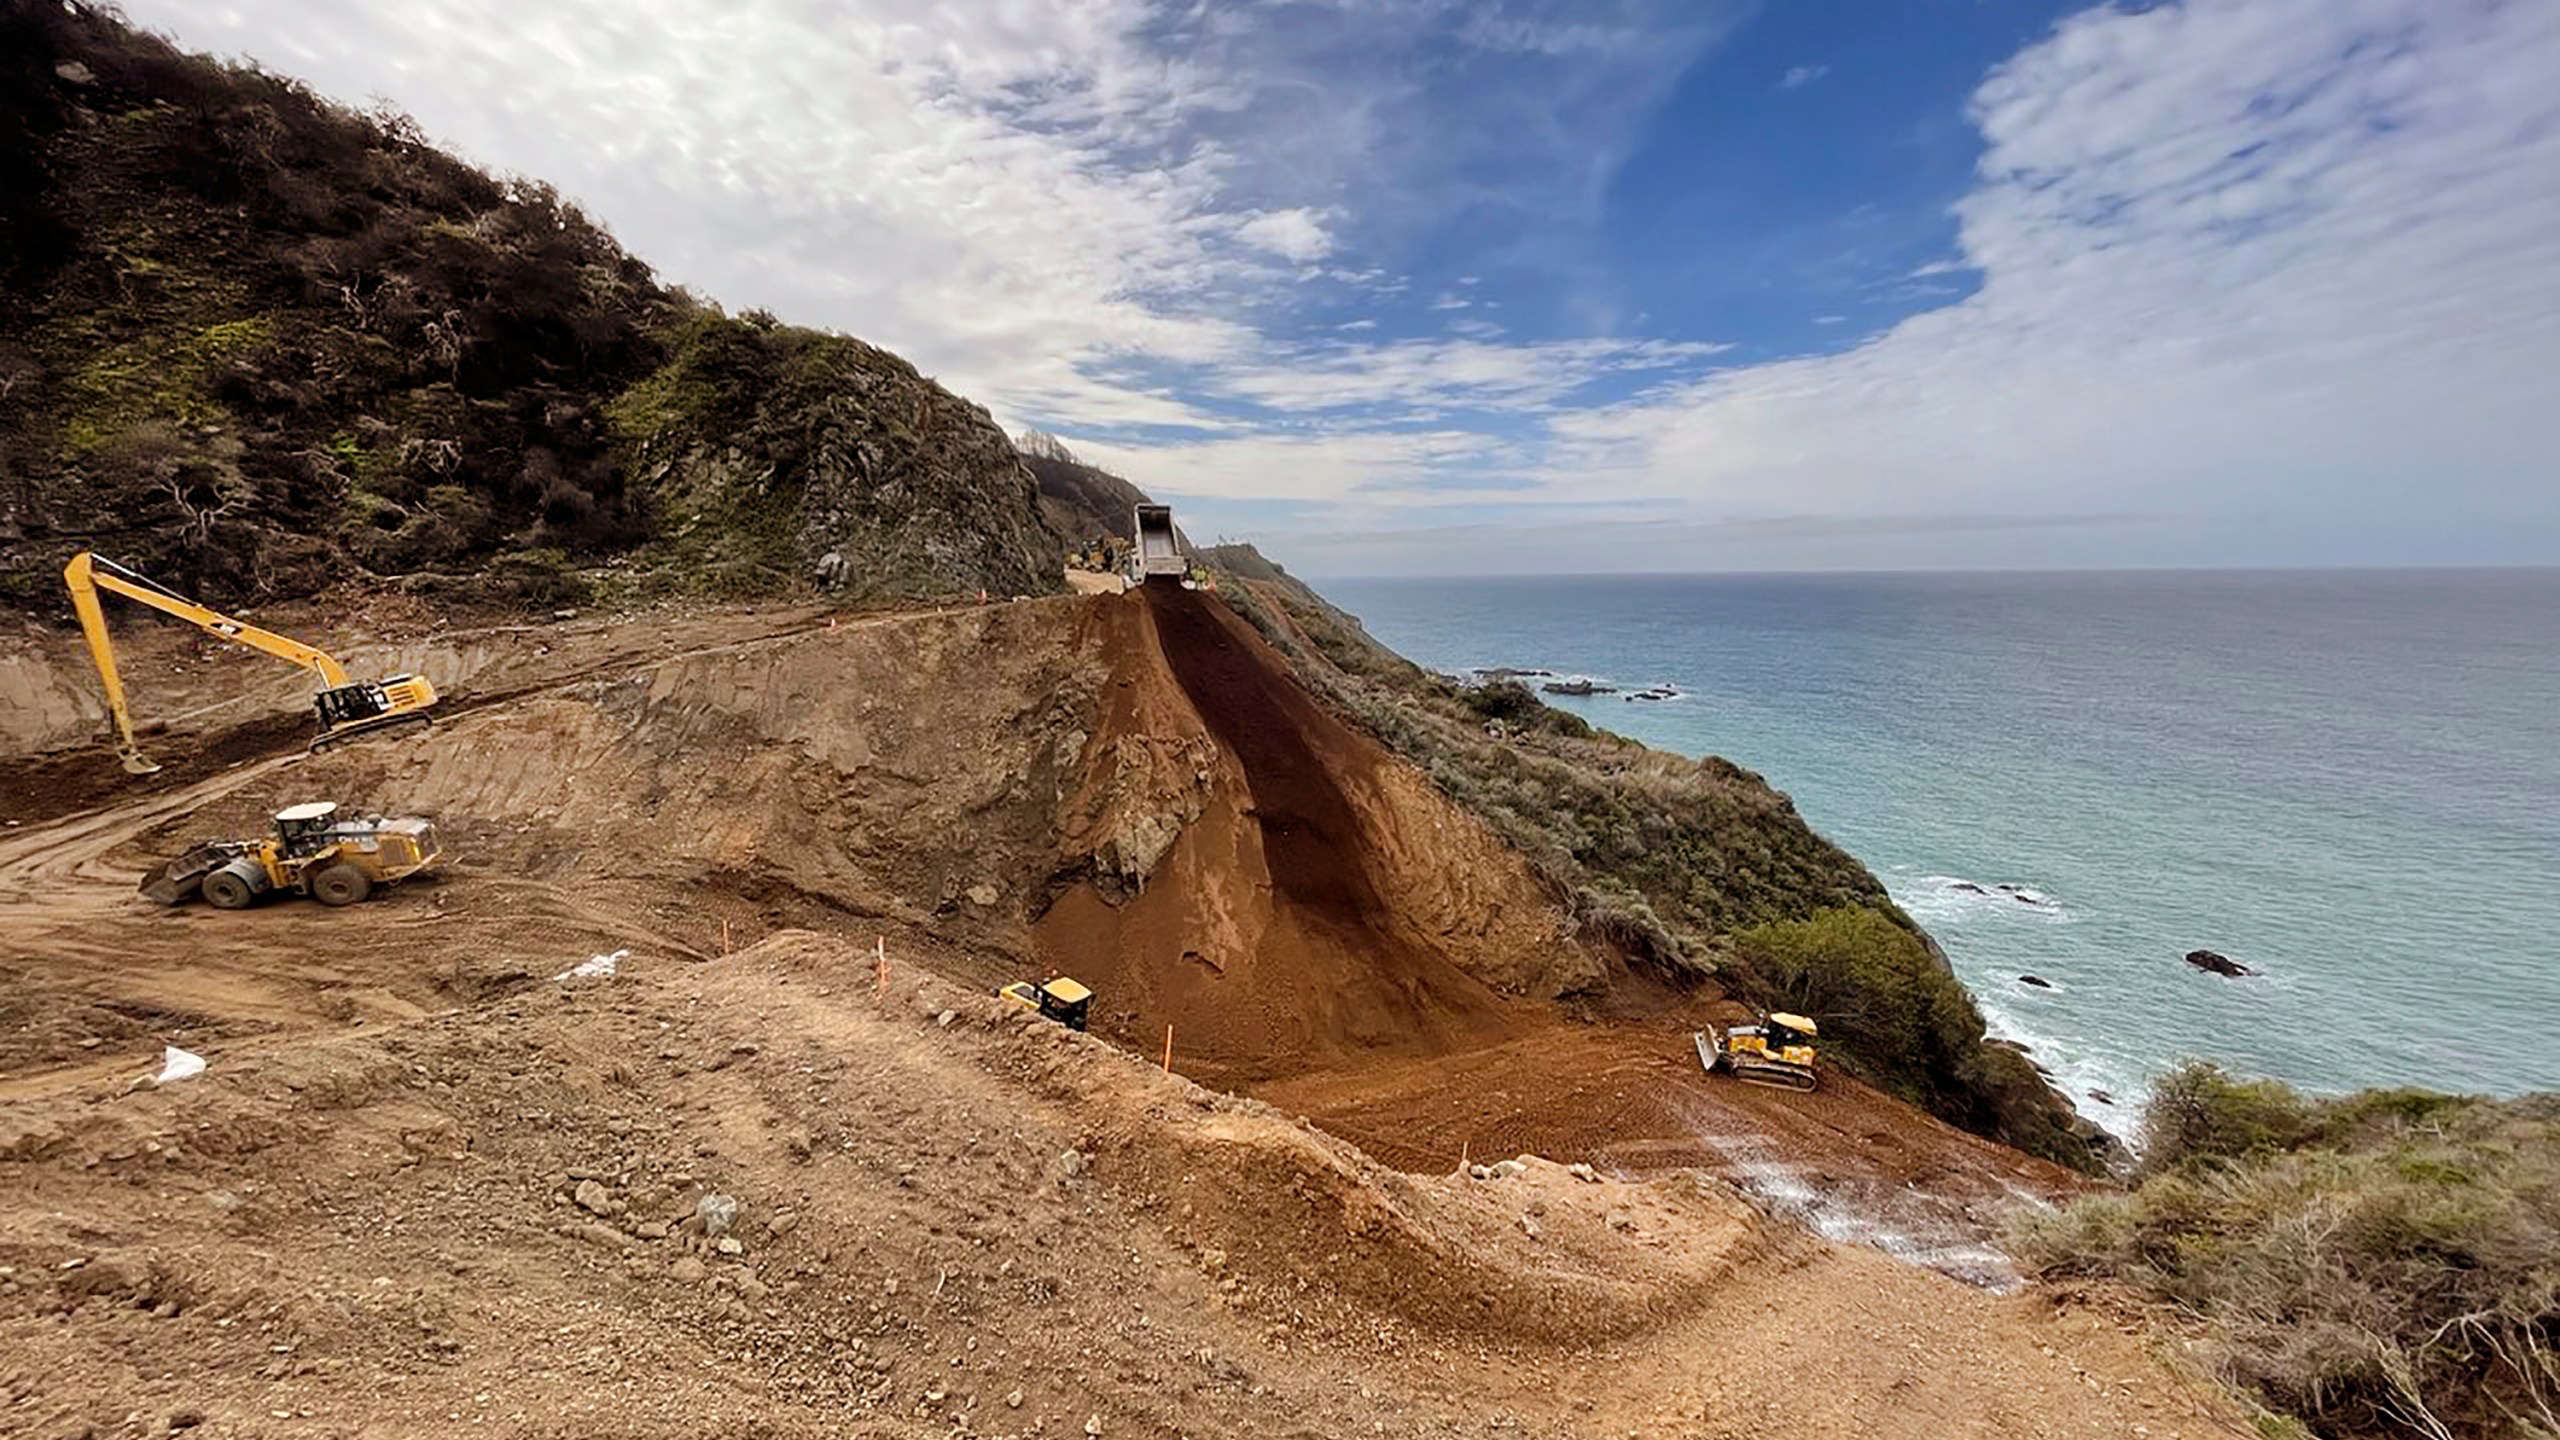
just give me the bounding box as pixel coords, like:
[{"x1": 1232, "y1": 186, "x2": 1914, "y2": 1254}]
[{"x1": 1130, "y1": 504, "x2": 1187, "y2": 583}]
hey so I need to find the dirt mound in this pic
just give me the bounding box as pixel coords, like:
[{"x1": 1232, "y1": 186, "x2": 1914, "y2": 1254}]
[{"x1": 0, "y1": 932, "x2": 2250, "y2": 1438}]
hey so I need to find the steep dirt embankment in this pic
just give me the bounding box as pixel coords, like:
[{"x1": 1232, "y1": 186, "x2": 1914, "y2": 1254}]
[
  {"x1": 1038, "y1": 585, "x2": 1602, "y2": 1087},
  {"x1": 0, "y1": 931, "x2": 2252, "y2": 1440}
]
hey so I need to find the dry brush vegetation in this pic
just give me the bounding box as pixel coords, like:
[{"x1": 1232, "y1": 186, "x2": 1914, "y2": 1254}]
[{"x1": 2014, "y1": 1063, "x2": 2560, "y2": 1440}]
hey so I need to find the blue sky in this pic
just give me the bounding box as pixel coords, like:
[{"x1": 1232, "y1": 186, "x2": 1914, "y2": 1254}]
[{"x1": 128, "y1": 0, "x2": 2560, "y2": 571}]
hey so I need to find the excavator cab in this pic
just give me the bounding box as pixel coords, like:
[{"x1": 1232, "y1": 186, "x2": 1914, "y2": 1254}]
[{"x1": 998, "y1": 976, "x2": 1093, "y2": 1031}]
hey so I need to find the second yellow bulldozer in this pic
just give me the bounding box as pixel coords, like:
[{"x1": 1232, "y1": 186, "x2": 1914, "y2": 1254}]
[{"x1": 997, "y1": 975, "x2": 1093, "y2": 1031}]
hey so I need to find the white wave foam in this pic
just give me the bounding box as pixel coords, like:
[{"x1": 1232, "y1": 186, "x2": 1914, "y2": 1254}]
[{"x1": 1895, "y1": 872, "x2": 2072, "y2": 925}]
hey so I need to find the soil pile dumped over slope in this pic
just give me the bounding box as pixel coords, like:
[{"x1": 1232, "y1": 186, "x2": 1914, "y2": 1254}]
[{"x1": 1038, "y1": 586, "x2": 1600, "y2": 1089}]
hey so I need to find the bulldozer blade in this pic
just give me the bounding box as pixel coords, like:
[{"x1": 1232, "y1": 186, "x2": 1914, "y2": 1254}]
[{"x1": 1692, "y1": 1030, "x2": 1720, "y2": 1075}]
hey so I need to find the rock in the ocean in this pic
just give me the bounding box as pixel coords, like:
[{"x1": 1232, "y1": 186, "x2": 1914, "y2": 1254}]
[
  {"x1": 2183, "y1": 949, "x2": 2256, "y2": 977},
  {"x1": 2018, "y1": 974, "x2": 2053, "y2": 989}
]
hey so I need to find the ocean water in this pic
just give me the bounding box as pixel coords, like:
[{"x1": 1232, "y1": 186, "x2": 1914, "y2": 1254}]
[{"x1": 1314, "y1": 570, "x2": 2560, "y2": 1120}]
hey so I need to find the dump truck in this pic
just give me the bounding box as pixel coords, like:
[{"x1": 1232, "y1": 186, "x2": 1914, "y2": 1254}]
[
  {"x1": 1695, "y1": 1012, "x2": 1819, "y2": 1092},
  {"x1": 1128, "y1": 505, "x2": 1188, "y2": 585},
  {"x1": 64, "y1": 551, "x2": 438, "y2": 774},
  {"x1": 997, "y1": 975, "x2": 1093, "y2": 1031},
  {"x1": 141, "y1": 801, "x2": 443, "y2": 909}
]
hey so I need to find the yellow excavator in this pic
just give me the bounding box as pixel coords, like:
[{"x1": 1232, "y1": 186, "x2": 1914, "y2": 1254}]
[{"x1": 64, "y1": 551, "x2": 438, "y2": 775}]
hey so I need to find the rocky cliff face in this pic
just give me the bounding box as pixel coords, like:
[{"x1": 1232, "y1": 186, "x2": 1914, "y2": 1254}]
[
  {"x1": 613, "y1": 315, "x2": 1058, "y2": 599},
  {"x1": 0, "y1": 4, "x2": 1056, "y2": 610}
]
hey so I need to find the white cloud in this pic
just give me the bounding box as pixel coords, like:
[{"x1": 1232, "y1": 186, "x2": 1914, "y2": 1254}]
[
  {"x1": 1234, "y1": 208, "x2": 1336, "y2": 263},
  {"x1": 1275, "y1": 0, "x2": 2560, "y2": 569},
  {"x1": 114, "y1": 0, "x2": 2560, "y2": 568},
  {"x1": 1780, "y1": 64, "x2": 1830, "y2": 89},
  {"x1": 121, "y1": 0, "x2": 1735, "y2": 454},
  {"x1": 1201, "y1": 335, "x2": 1724, "y2": 419}
]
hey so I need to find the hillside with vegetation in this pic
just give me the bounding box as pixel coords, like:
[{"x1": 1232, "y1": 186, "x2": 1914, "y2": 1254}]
[
  {"x1": 2014, "y1": 1063, "x2": 2559, "y2": 1440},
  {"x1": 1196, "y1": 543, "x2": 2113, "y2": 1174},
  {"x1": 0, "y1": 3, "x2": 1057, "y2": 611}
]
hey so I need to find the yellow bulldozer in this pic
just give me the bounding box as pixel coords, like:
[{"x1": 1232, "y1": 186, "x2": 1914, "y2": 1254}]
[
  {"x1": 1695, "y1": 1012, "x2": 1819, "y2": 1092},
  {"x1": 141, "y1": 801, "x2": 442, "y2": 910},
  {"x1": 997, "y1": 975, "x2": 1093, "y2": 1031},
  {"x1": 64, "y1": 551, "x2": 438, "y2": 774}
]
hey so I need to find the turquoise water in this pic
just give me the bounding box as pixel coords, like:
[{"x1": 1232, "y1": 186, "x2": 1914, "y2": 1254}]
[{"x1": 1314, "y1": 570, "x2": 2560, "y2": 1120}]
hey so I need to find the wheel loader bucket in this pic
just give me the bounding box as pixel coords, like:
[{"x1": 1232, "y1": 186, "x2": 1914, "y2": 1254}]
[{"x1": 139, "y1": 841, "x2": 235, "y2": 905}]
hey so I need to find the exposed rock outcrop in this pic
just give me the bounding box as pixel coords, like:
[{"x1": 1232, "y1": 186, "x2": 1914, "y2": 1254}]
[{"x1": 2184, "y1": 949, "x2": 2256, "y2": 978}]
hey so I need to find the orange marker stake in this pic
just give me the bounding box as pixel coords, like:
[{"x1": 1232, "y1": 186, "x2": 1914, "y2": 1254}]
[
  {"x1": 1162, "y1": 1023, "x2": 1174, "y2": 1073},
  {"x1": 721, "y1": 918, "x2": 732, "y2": 956}
]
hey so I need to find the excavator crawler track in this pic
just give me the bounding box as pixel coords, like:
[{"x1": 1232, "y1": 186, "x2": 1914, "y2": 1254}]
[{"x1": 310, "y1": 710, "x2": 434, "y2": 754}]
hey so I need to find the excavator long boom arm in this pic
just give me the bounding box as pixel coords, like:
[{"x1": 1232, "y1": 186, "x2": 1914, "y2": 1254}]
[{"x1": 64, "y1": 551, "x2": 356, "y2": 773}]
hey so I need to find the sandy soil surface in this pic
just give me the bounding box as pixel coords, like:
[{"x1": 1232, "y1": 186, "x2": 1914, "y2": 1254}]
[
  {"x1": 0, "y1": 588, "x2": 2250, "y2": 1436},
  {"x1": 1, "y1": 934, "x2": 2248, "y2": 1439}
]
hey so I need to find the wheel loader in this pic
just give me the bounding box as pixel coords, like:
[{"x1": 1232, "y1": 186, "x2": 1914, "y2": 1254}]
[
  {"x1": 1695, "y1": 1011, "x2": 1819, "y2": 1092},
  {"x1": 141, "y1": 801, "x2": 442, "y2": 910},
  {"x1": 997, "y1": 975, "x2": 1092, "y2": 1031}
]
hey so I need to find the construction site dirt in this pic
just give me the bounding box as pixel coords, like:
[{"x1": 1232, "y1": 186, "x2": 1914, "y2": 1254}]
[{"x1": 0, "y1": 588, "x2": 2248, "y2": 1437}]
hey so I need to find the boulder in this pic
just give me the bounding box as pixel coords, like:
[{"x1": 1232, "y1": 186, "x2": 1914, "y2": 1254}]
[
  {"x1": 2017, "y1": 974, "x2": 2053, "y2": 989},
  {"x1": 2183, "y1": 949, "x2": 2256, "y2": 978}
]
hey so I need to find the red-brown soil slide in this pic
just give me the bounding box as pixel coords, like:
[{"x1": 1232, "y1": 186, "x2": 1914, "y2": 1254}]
[
  {"x1": 1039, "y1": 585, "x2": 2083, "y2": 1279},
  {"x1": 0, "y1": 587, "x2": 2246, "y2": 1436}
]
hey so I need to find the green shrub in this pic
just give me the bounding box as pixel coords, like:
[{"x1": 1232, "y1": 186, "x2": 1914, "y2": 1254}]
[
  {"x1": 1729, "y1": 906, "x2": 1982, "y2": 1109},
  {"x1": 480, "y1": 547, "x2": 589, "y2": 608},
  {"x1": 2139, "y1": 1061, "x2": 2320, "y2": 1174}
]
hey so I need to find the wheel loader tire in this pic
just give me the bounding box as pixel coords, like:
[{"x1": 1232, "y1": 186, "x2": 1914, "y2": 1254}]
[
  {"x1": 201, "y1": 869, "x2": 258, "y2": 910},
  {"x1": 309, "y1": 863, "x2": 373, "y2": 907}
]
